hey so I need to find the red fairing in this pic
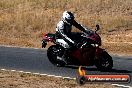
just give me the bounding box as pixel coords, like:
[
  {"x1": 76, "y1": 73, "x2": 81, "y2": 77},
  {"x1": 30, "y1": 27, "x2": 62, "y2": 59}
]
[
  {"x1": 47, "y1": 37, "x2": 54, "y2": 41},
  {"x1": 88, "y1": 33, "x2": 101, "y2": 46},
  {"x1": 95, "y1": 48, "x2": 104, "y2": 57},
  {"x1": 42, "y1": 33, "x2": 54, "y2": 42},
  {"x1": 42, "y1": 33, "x2": 47, "y2": 39},
  {"x1": 71, "y1": 49, "x2": 82, "y2": 60}
]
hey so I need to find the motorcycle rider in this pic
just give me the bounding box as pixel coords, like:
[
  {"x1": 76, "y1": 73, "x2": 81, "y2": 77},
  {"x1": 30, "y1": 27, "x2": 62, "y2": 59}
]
[{"x1": 55, "y1": 11, "x2": 90, "y2": 64}]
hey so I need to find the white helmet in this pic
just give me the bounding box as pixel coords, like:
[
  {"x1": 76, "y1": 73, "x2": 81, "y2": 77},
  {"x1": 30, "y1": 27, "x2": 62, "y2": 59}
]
[{"x1": 62, "y1": 11, "x2": 74, "y2": 24}]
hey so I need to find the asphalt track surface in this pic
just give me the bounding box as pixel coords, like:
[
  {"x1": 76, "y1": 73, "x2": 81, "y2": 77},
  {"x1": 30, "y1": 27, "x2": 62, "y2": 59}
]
[{"x1": 0, "y1": 46, "x2": 132, "y2": 87}]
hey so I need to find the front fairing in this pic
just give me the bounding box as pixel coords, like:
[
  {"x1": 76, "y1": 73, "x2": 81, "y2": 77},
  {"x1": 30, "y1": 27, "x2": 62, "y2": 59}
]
[
  {"x1": 89, "y1": 33, "x2": 101, "y2": 46},
  {"x1": 82, "y1": 26, "x2": 101, "y2": 46},
  {"x1": 83, "y1": 31, "x2": 101, "y2": 46}
]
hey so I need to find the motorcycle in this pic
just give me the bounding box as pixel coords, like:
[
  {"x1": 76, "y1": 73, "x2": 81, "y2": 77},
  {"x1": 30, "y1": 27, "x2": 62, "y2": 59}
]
[{"x1": 42, "y1": 25, "x2": 113, "y2": 71}]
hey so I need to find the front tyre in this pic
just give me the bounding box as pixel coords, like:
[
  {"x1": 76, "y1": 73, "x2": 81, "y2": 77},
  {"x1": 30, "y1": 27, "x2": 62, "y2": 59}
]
[
  {"x1": 95, "y1": 51, "x2": 113, "y2": 71},
  {"x1": 47, "y1": 45, "x2": 65, "y2": 67}
]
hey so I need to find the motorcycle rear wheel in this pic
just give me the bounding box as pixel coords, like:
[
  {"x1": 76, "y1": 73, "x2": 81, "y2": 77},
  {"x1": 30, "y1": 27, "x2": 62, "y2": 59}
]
[{"x1": 47, "y1": 45, "x2": 66, "y2": 67}]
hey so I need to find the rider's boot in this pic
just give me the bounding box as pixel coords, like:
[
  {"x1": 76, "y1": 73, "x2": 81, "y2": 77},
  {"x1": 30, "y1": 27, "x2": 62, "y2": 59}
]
[{"x1": 56, "y1": 45, "x2": 77, "y2": 65}]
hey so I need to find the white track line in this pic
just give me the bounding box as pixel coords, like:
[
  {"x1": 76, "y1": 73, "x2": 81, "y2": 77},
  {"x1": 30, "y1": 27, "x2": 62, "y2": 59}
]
[
  {"x1": 112, "y1": 84, "x2": 132, "y2": 88},
  {"x1": 10, "y1": 70, "x2": 16, "y2": 72},
  {"x1": 1, "y1": 68, "x2": 131, "y2": 87},
  {"x1": 1, "y1": 69, "x2": 6, "y2": 71},
  {"x1": 18, "y1": 71, "x2": 24, "y2": 73},
  {"x1": 32, "y1": 73, "x2": 40, "y2": 75},
  {"x1": 39, "y1": 74, "x2": 48, "y2": 76},
  {"x1": 0, "y1": 68, "x2": 75, "y2": 80},
  {"x1": 23, "y1": 72, "x2": 32, "y2": 74},
  {"x1": 0, "y1": 45, "x2": 132, "y2": 87}
]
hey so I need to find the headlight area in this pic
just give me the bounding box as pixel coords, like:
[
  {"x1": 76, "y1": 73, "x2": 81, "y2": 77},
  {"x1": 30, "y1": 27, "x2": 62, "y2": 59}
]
[{"x1": 91, "y1": 44, "x2": 99, "y2": 47}]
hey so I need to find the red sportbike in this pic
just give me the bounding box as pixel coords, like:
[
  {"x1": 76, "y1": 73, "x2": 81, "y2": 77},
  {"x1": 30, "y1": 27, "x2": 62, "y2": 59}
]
[{"x1": 42, "y1": 25, "x2": 113, "y2": 71}]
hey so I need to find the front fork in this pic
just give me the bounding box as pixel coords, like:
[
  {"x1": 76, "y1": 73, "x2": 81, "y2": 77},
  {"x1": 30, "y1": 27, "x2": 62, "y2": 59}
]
[{"x1": 95, "y1": 47, "x2": 105, "y2": 58}]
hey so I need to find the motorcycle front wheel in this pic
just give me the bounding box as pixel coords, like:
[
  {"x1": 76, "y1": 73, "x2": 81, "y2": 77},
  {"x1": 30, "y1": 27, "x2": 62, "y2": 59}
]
[{"x1": 95, "y1": 51, "x2": 113, "y2": 71}]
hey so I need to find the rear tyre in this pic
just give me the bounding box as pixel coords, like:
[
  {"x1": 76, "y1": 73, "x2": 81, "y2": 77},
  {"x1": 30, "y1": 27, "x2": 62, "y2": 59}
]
[
  {"x1": 47, "y1": 45, "x2": 66, "y2": 67},
  {"x1": 95, "y1": 51, "x2": 113, "y2": 71}
]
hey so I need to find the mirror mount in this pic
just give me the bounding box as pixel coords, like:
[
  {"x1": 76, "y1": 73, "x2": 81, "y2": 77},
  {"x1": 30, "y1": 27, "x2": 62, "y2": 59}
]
[{"x1": 95, "y1": 24, "x2": 100, "y2": 32}]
